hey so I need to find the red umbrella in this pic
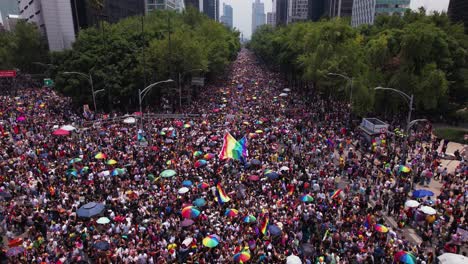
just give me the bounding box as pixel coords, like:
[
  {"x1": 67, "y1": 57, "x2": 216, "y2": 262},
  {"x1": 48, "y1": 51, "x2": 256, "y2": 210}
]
[
  {"x1": 52, "y1": 129, "x2": 70, "y2": 136},
  {"x1": 114, "y1": 216, "x2": 126, "y2": 222},
  {"x1": 248, "y1": 175, "x2": 260, "y2": 181},
  {"x1": 8, "y1": 237, "x2": 23, "y2": 247}
]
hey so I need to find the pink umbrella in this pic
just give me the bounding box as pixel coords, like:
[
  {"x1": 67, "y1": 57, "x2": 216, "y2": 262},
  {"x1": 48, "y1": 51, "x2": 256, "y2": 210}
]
[
  {"x1": 52, "y1": 129, "x2": 70, "y2": 136},
  {"x1": 16, "y1": 116, "x2": 26, "y2": 122}
]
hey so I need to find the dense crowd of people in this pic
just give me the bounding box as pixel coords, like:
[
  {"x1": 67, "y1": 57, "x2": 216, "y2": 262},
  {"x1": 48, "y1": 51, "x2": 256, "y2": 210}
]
[{"x1": 0, "y1": 50, "x2": 467, "y2": 263}]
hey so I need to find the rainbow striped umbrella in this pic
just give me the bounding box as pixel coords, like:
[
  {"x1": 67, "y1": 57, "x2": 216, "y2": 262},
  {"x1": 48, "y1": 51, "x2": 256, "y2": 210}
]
[
  {"x1": 194, "y1": 160, "x2": 207, "y2": 168},
  {"x1": 95, "y1": 152, "x2": 106, "y2": 159},
  {"x1": 202, "y1": 235, "x2": 219, "y2": 248},
  {"x1": 233, "y1": 250, "x2": 251, "y2": 263},
  {"x1": 184, "y1": 124, "x2": 191, "y2": 128},
  {"x1": 193, "y1": 151, "x2": 203, "y2": 157},
  {"x1": 243, "y1": 215, "x2": 257, "y2": 223},
  {"x1": 204, "y1": 153, "x2": 216, "y2": 160},
  {"x1": 374, "y1": 224, "x2": 389, "y2": 233},
  {"x1": 399, "y1": 165, "x2": 411, "y2": 173},
  {"x1": 181, "y1": 206, "x2": 200, "y2": 219},
  {"x1": 331, "y1": 189, "x2": 342, "y2": 199},
  {"x1": 106, "y1": 159, "x2": 117, "y2": 165},
  {"x1": 394, "y1": 251, "x2": 416, "y2": 264},
  {"x1": 300, "y1": 194, "x2": 314, "y2": 203},
  {"x1": 198, "y1": 182, "x2": 210, "y2": 189},
  {"x1": 225, "y1": 208, "x2": 239, "y2": 217}
]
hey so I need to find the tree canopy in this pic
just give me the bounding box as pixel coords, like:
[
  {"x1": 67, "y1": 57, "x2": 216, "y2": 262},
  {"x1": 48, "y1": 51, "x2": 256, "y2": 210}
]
[
  {"x1": 49, "y1": 8, "x2": 240, "y2": 111},
  {"x1": 249, "y1": 9, "x2": 468, "y2": 118}
]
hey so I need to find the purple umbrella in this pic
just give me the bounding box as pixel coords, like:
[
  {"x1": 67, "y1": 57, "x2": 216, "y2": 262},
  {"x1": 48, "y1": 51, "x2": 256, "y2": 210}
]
[
  {"x1": 181, "y1": 219, "x2": 194, "y2": 227},
  {"x1": 6, "y1": 246, "x2": 24, "y2": 257}
]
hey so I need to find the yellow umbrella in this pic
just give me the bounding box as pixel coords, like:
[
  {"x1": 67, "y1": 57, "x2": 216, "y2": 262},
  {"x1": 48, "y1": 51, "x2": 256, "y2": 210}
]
[{"x1": 107, "y1": 159, "x2": 117, "y2": 165}]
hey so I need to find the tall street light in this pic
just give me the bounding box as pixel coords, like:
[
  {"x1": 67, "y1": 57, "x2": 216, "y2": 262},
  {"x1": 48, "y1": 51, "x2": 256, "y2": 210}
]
[
  {"x1": 63, "y1": 71, "x2": 97, "y2": 112},
  {"x1": 178, "y1": 69, "x2": 203, "y2": 108},
  {"x1": 327, "y1": 72, "x2": 353, "y2": 109},
  {"x1": 138, "y1": 79, "x2": 174, "y2": 128}
]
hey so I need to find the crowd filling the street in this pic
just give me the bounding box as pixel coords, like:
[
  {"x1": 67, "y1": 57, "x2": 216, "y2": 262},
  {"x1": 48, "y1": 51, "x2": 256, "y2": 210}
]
[{"x1": 0, "y1": 50, "x2": 467, "y2": 264}]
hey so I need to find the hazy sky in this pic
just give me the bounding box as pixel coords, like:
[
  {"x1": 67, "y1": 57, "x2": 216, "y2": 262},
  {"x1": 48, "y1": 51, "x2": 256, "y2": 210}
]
[{"x1": 220, "y1": 0, "x2": 450, "y2": 39}]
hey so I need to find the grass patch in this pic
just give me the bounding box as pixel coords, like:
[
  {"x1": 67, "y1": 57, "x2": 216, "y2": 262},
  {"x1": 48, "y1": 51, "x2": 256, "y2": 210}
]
[{"x1": 434, "y1": 128, "x2": 468, "y2": 144}]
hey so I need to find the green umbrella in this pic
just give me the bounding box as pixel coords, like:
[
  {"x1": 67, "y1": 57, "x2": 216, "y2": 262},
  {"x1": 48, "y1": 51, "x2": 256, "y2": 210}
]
[
  {"x1": 148, "y1": 173, "x2": 155, "y2": 181},
  {"x1": 160, "y1": 169, "x2": 177, "y2": 178}
]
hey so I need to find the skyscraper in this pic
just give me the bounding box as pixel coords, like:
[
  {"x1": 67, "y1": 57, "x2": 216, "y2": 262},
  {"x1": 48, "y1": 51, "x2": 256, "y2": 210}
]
[
  {"x1": 287, "y1": 0, "x2": 309, "y2": 24},
  {"x1": 307, "y1": 0, "x2": 325, "y2": 22},
  {"x1": 325, "y1": 0, "x2": 353, "y2": 18},
  {"x1": 252, "y1": 0, "x2": 266, "y2": 34},
  {"x1": 351, "y1": 0, "x2": 410, "y2": 27},
  {"x1": 275, "y1": 0, "x2": 288, "y2": 26},
  {"x1": 448, "y1": 0, "x2": 468, "y2": 32},
  {"x1": 202, "y1": 0, "x2": 219, "y2": 21},
  {"x1": 0, "y1": 0, "x2": 18, "y2": 30},
  {"x1": 220, "y1": 3, "x2": 233, "y2": 29},
  {"x1": 267, "y1": 12, "x2": 276, "y2": 26},
  {"x1": 146, "y1": 0, "x2": 185, "y2": 12},
  {"x1": 185, "y1": 0, "x2": 201, "y2": 11}
]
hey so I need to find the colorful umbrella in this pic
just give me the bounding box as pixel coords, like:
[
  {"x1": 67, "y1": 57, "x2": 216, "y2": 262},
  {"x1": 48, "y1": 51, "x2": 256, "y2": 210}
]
[
  {"x1": 112, "y1": 168, "x2": 126, "y2": 176},
  {"x1": 193, "y1": 151, "x2": 203, "y2": 157},
  {"x1": 331, "y1": 189, "x2": 342, "y2": 199},
  {"x1": 225, "y1": 208, "x2": 239, "y2": 217},
  {"x1": 233, "y1": 251, "x2": 251, "y2": 263},
  {"x1": 182, "y1": 180, "x2": 193, "y2": 187},
  {"x1": 399, "y1": 165, "x2": 411, "y2": 173},
  {"x1": 184, "y1": 124, "x2": 191, "y2": 128},
  {"x1": 255, "y1": 130, "x2": 263, "y2": 134},
  {"x1": 97, "y1": 217, "x2": 111, "y2": 224},
  {"x1": 52, "y1": 129, "x2": 70, "y2": 136},
  {"x1": 248, "y1": 175, "x2": 260, "y2": 181},
  {"x1": 198, "y1": 182, "x2": 210, "y2": 189},
  {"x1": 193, "y1": 198, "x2": 207, "y2": 207},
  {"x1": 394, "y1": 251, "x2": 417, "y2": 264},
  {"x1": 374, "y1": 224, "x2": 389, "y2": 233},
  {"x1": 181, "y1": 206, "x2": 200, "y2": 218},
  {"x1": 243, "y1": 215, "x2": 257, "y2": 223},
  {"x1": 204, "y1": 153, "x2": 216, "y2": 160},
  {"x1": 300, "y1": 194, "x2": 314, "y2": 203},
  {"x1": 6, "y1": 246, "x2": 24, "y2": 257},
  {"x1": 106, "y1": 159, "x2": 117, "y2": 165},
  {"x1": 202, "y1": 235, "x2": 219, "y2": 248},
  {"x1": 160, "y1": 169, "x2": 177, "y2": 178},
  {"x1": 181, "y1": 219, "x2": 194, "y2": 227},
  {"x1": 95, "y1": 152, "x2": 106, "y2": 159},
  {"x1": 69, "y1": 158, "x2": 82, "y2": 164},
  {"x1": 412, "y1": 189, "x2": 434, "y2": 198},
  {"x1": 66, "y1": 168, "x2": 78, "y2": 177},
  {"x1": 195, "y1": 160, "x2": 207, "y2": 168}
]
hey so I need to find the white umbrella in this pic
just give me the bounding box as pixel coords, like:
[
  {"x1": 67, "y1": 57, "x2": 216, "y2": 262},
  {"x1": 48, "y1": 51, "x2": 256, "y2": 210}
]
[
  {"x1": 182, "y1": 237, "x2": 193, "y2": 247},
  {"x1": 404, "y1": 200, "x2": 420, "y2": 208},
  {"x1": 123, "y1": 117, "x2": 136, "y2": 124},
  {"x1": 283, "y1": 88, "x2": 291, "y2": 92},
  {"x1": 96, "y1": 217, "x2": 110, "y2": 224},
  {"x1": 437, "y1": 253, "x2": 468, "y2": 264},
  {"x1": 420, "y1": 206, "x2": 437, "y2": 215},
  {"x1": 286, "y1": 255, "x2": 302, "y2": 264},
  {"x1": 280, "y1": 166, "x2": 290, "y2": 171},
  {"x1": 60, "y1": 125, "x2": 76, "y2": 131},
  {"x1": 279, "y1": 93, "x2": 288, "y2": 97},
  {"x1": 178, "y1": 187, "x2": 189, "y2": 194}
]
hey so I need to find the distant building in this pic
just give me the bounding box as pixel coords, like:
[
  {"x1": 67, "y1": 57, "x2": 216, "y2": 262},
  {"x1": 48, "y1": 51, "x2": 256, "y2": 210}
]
[
  {"x1": 202, "y1": 0, "x2": 219, "y2": 21},
  {"x1": 185, "y1": 0, "x2": 201, "y2": 11},
  {"x1": 287, "y1": 0, "x2": 309, "y2": 23},
  {"x1": 325, "y1": 0, "x2": 353, "y2": 18},
  {"x1": 307, "y1": 0, "x2": 325, "y2": 21},
  {"x1": 448, "y1": 0, "x2": 468, "y2": 32},
  {"x1": 220, "y1": 3, "x2": 233, "y2": 29},
  {"x1": 275, "y1": 0, "x2": 288, "y2": 25},
  {"x1": 17, "y1": 0, "x2": 147, "y2": 51},
  {"x1": 0, "y1": 0, "x2": 18, "y2": 30},
  {"x1": 267, "y1": 12, "x2": 276, "y2": 26},
  {"x1": 352, "y1": 0, "x2": 410, "y2": 27},
  {"x1": 146, "y1": 0, "x2": 185, "y2": 12},
  {"x1": 252, "y1": 0, "x2": 266, "y2": 33}
]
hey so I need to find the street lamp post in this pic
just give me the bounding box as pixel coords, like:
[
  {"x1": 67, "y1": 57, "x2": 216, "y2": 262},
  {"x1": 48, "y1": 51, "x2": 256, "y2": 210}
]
[
  {"x1": 327, "y1": 72, "x2": 353, "y2": 109},
  {"x1": 178, "y1": 69, "x2": 203, "y2": 109},
  {"x1": 138, "y1": 79, "x2": 174, "y2": 129},
  {"x1": 63, "y1": 71, "x2": 97, "y2": 112}
]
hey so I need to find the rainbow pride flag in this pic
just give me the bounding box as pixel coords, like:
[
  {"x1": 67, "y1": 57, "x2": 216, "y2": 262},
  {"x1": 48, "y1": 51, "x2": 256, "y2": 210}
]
[
  {"x1": 260, "y1": 217, "x2": 269, "y2": 235},
  {"x1": 216, "y1": 183, "x2": 231, "y2": 204},
  {"x1": 218, "y1": 132, "x2": 247, "y2": 160}
]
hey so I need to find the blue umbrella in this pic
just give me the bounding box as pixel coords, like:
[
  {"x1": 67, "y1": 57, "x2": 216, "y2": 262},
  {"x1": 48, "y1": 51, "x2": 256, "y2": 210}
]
[
  {"x1": 182, "y1": 180, "x2": 193, "y2": 187},
  {"x1": 268, "y1": 225, "x2": 282, "y2": 236},
  {"x1": 265, "y1": 172, "x2": 279, "y2": 180},
  {"x1": 412, "y1": 189, "x2": 434, "y2": 198},
  {"x1": 94, "y1": 241, "x2": 110, "y2": 251},
  {"x1": 193, "y1": 198, "x2": 207, "y2": 207},
  {"x1": 77, "y1": 202, "x2": 105, "y2": 218},
  {"x1": 250, "y1": 159, "x2": 261, "y2": 166}
]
